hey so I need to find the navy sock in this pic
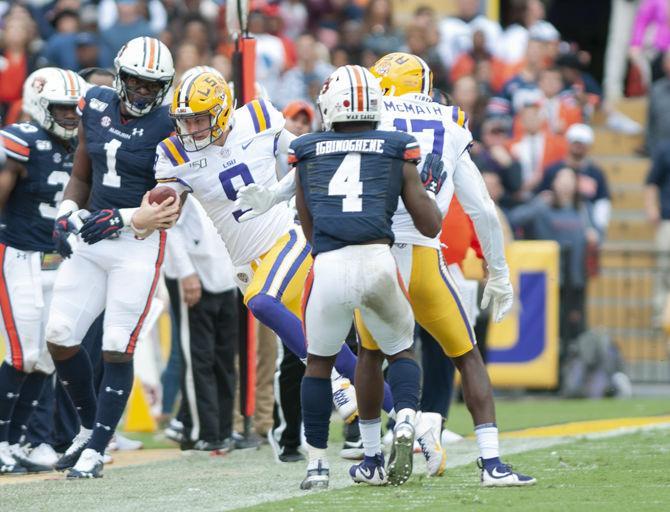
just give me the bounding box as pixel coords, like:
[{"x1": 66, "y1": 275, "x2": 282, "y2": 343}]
[
  {"x1": 386, "y1": 358, "x2": 421, "y2": 413},
  {"x1": 248, "y1": 294, "x2": 307, "y2": 359},
  {"x1": 483, "y1": 457, "x2": 502, "y2": 469},
  {"x1": 8, "y1": 371, "x2": 47, "y2": 444},
  {"x1": 0, "y1": 362, "x2": 26, "y2": 441},
  {"x1": 88, "y1": 360, "x2": 133, "y2": 454},
  {"x1": 53, "y1": 349, "x2": 97, "y2": 429},
  {"x1": 334, "y1": 347, "x2": 394, "y2": 414},
  {"x1": 300, "y1": 376, "x2": 332, "y2": 449}
]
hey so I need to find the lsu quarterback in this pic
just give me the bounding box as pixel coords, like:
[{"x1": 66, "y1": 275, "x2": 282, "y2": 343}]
[
  {"x1": 44, "y1": 37, "x2": 180, "y2": 479},
  {"x1": 0, "y1": 68, "x2": 87, "y2": 474},
  {"x1": 236, "y1": 53, "x2": 536, "y2": 487},
  {"x1": 147, "y1": 69, "x2": 373, "y2": 425}
]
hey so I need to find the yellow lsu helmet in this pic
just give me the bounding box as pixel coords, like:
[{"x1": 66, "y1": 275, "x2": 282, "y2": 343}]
[
  {"x1": 370, "y1": 52, "x2": 433, "y2": 97},
  {"x1": 170, "y1": 71, "x2": 234, "y2": 151}
]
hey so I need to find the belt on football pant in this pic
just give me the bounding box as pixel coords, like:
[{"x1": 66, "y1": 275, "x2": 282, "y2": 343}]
[{"x1": 41, "y1": 252, "x2": 64, "y2": 271}]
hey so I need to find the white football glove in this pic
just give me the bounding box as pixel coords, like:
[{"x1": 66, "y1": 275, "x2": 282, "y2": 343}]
[
  {"x1": 235, "y1": 184, "x2": 277, "y2": 222},
  {"x1": 481, "y1": 272, "x2": 514, "y2": 323}
]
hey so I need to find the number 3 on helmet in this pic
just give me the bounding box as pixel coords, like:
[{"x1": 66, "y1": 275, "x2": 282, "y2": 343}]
[
  {"x1": 317, "y1": 65, "x2": 383, "y2": 131},
  {"x1": 170, "y1": 71, "x2": 234, "y2": 152}
]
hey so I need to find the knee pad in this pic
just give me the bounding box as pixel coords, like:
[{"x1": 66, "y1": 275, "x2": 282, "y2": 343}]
[
  {"x1": 247, "y1": 293, "x2": 280, "y2": 323},
  {"x1": 45, "y1": 315, "x2": 73, "y2": 346}
]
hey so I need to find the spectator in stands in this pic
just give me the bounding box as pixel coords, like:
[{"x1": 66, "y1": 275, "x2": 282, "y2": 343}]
[
  {"x1": 452, "y1": 75, "x2": 488, "y2": 141},
  {"x1": 247, "y1": 10, "x2": 285, "y2": 102},
  {"x1": 555, "y1": 52, "x2": 601, "y2": 123},
  {"x1": 333, "y1": 20, "x2": 368, "y2": 67},
  {"x1": 98, "y1": 0, "x2": 167, "y2": 36},
  {"x1": 182, "y1": 15, "x2": 214, "y2": 61},
  {"x1": 471, "y1": 116, "x2": 522, "y2": 208},
  {"x1": 0, "y1": 8, "x2": 39, "y2": 124},
  {"x1": 402, "y1": 21, "x2": 448, "y2": 91},
  {"x1": 74, "y1": 32, "x2": 107, "y2": 71},
  {"x1": 362, "y1": 0, "x2": 404, "y2": 58},
  {"x1": 276, "y1": 33, "x2": 333, "y2": 108},
  {"x1": 491, "y1": 37, "x2": 544, "y2": 116},
  {"x1": 173, "y1": 42, "x2": 203, "y2": 84},
  {"x1": 279, "y1": 0, "x2": 308, "y2": 40},
  {"x1": 99, "y1": 0, "x2": 155, "y2": 66},
  {"x1": 510, "y1": 92, "x2": 568, "y2": 199},
  {"x1": 450, "y1": 29, "x2": 507, "y2": 94},
  {"x1": 437, "y1": 0, "x2": 501, "y2": 70},
  {"x1": 277, "y1": 101, "x2": 314, "y2": 178},
  {"x1": 538, "y1": 66, "x2": 582, "y2": 135},
  {"x1": 40, "y1": 8, "x2": 80, "y2": 70},
  {"x1": 540, "y1": 124, "x2": 611, "y2": 240},
  {"x1": 497, "y1": 0, "x2": 547, "y2": 65},
  {"x1": 508, "y1": 167, "x2": 595, "y2": 346},
  {"x1": 645, "y1": 138, "x2": 670, "y2": 325},
  {"x1": 629, "y1": 0, "x2": 670, "y2": 85},
  {"x1": 646, "y1": 51, "x2": 670, "y2": 153}
]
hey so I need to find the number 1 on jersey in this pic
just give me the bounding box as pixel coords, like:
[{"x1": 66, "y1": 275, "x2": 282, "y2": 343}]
[
  {"x1": 329, "y1": 153, "x2": 362, "y2": 212},
  {"x1": 103, "y1": 138, "x2": 122, "y2": 188}
]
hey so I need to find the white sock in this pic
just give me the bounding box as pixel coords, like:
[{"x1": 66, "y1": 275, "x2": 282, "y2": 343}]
[
  {"x1": 474, "y1": 423, "x2": 500, "y2": 460},
  {"x1": 306, "y1": 444, "x2": 327, "y2": 468},
  {"x1": 359, "y1": 418, "x2": 382, "y2": 457},
  {"x1": 396, "y1": 408, "x2": 416, "y2": 426}
]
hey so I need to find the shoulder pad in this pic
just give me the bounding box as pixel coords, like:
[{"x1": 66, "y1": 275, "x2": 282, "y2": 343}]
[
  {"x1": 234, "y1": 99, "x2": 284, "y2": 136},
  {"x1": 0, "y1": 123, "x2": 39, "y2": 162},
  {"x1": 157, "y1": 135, "x2": 190, "y2": 166},
  {"x1": 449, "y1": 106, "x2": 469, "y2": 129},
  {"x1": 78, "y1": 86, "x2": 115, "y2": 115}
]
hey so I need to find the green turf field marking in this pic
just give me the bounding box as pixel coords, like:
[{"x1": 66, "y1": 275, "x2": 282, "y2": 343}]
[{"x1": 503, "y1": 415, "x2": 670, "y2": 438}]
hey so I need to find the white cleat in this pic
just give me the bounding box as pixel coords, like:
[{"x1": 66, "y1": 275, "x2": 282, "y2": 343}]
[
  {"x1": 67, "y1": 448, "x2": 104, "y2": 479},
  {"x1": 11, "y1": 443, "x2": 56, "y2": 473},
  {"x1": 331, "y1": 374, "x2": 358, "y2": 424},
  {"x1": 349, "y1": 453, "x2": 387, "y2": 485},
  {"x1": 478, "y1": 458, "x2": 537, "y2": 487},
  {"x1": 107, "y1": 433, "x2": 143, "y2": 452},
  {"x1": 386, "y1": 420, "x2": 415, "y2": 486},
  {"x1": 0, "y1": 441, "x2": 26, "y2": 474},
  {"x1": 415, "y1": 413, "x2": 446, "y2": 477},
  {"x1": 300, "y1": 459, "x2": 329, "y2": 490},
  {"x1": 55, "y1": 427, "x2": 92, "y2": 471}
]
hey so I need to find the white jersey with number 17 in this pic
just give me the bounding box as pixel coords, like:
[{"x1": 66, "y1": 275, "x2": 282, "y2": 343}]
[{"x1": 378, "y1": 93, "x2": 473, "y2": 248}]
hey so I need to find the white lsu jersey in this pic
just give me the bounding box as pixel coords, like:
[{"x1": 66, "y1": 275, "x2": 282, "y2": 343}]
[
  {"x1": 154, "y1": 99, "x2": 295, "y2": 266},
  {"x1": 378, "y1": 93, "x2": 473, "y2": 248}
]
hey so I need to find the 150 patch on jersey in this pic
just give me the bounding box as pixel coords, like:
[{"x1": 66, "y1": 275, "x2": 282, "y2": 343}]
[{"x1": 89, "y1": 98, "x2": 109, "y2": 112}]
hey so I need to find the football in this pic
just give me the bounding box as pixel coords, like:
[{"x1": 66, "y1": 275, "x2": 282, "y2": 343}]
[{"x1": 148, "y1": 186, "x2": 178, "y2": 206}]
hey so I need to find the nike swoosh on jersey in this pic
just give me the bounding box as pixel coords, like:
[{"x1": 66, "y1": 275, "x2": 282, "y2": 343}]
[{"x1": 241, "y1": 140, "x2": 253, "y2": 150}]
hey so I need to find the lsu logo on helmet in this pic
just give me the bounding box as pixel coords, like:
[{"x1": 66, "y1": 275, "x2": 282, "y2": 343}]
[
  {"x1": 170, "y1": 71, "x2": 234, "y2": 151},
  {"x1": 370, "y1": 52, "x2": 433, "y2": 97}
]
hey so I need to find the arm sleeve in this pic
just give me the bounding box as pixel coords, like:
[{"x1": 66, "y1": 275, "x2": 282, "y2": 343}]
[
  {"x1": 276, "y1": 128, "x2": 297, "y2": 158},
  {"x1": 453, "y1": 151, "x2": 509, "y2": 276},
  {"x1": 592, "y1": 198, "x2": 611, "y2": 234}
]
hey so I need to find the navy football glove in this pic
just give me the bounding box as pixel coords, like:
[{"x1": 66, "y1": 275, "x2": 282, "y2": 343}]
[
  {"x1": 53, "y1": 213, "x2": 77, "y2": 258},
  {"x1": 420, "y1": 152, "x2": 447, "y2": 195},
  {"x1": 80, "y1": 208, "x2": 124, "y2": 244}
]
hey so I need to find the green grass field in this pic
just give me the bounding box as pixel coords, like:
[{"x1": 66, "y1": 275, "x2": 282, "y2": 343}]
[{"x1": 2, "y1": 398, "x2": 669, "y2": 512}]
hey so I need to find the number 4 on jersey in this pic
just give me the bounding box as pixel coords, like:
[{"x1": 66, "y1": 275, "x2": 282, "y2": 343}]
[{"x1": 328, "y1": 153, "x2": 362, "y2": 212}]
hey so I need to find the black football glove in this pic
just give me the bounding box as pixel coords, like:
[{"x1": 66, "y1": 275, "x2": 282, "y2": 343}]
[
  {"x1": 53, "y1": 213, "x2": 77, "y2": 258},
  {"x1": 420, "y1": 152, "x2": 447, "y2": 195},
  {"x1": 80, "y1": 208, "x2": 124, "y2": 244}
]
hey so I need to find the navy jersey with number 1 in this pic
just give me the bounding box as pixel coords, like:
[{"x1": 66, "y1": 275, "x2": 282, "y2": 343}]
[
  {"x1": 290, "y1": 130, "x2": 421, "y2": 255},
  {"x1": 78, "y1": 86, "x2": 174, "y2": 210}
]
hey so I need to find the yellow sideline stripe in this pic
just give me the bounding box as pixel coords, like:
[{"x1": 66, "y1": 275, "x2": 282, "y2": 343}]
[{"x1": 501, "y1": 415, "x2": 670, "y2": 438}]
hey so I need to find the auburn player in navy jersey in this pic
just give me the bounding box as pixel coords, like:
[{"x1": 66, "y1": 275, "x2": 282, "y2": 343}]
[
  {"x1": 44, "y1": 37, "x2": 179, "y2": 479},
  {"x1": 293, "y1": 66, "x2": 442, "y2": 490},
  {"x1": 0, "y1": 68, "x2": 88, "y2": 474}
]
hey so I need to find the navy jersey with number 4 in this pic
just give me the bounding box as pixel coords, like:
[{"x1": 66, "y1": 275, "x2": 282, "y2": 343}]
[
  {"x1": 78, "y1": 86, "x2": 174, "y2": 210},
  {"x1": 0, "y1": 122, "x2": 75, "y2": 252},
  {"x1": 290, "y1": 130, "x2": 420, "y2": 255}
]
